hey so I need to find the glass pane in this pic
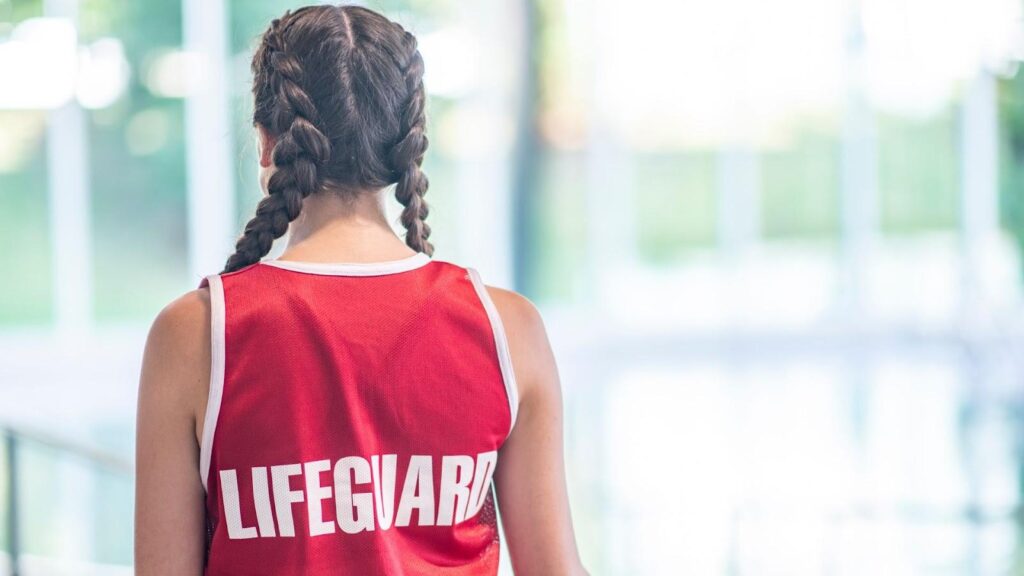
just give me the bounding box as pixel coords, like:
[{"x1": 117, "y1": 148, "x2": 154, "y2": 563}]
[
  {"x1": 82, "y1": 0, "x2": 190, "y2": 322},
  {"x1": 0, "y1": 111, "x2": 51, "y2": 325},
  {"x1": 634, "y1": 150, "x2": 717, "y2": 261},
  {"x1": 878, "y1": 108, "x2": 960, "y2": 233},
  {"x1": 999, "y1": 71, "x2": 1024, "y2": 275},
  {"x1": 533, "y1": 149, "x2": 587, "y2": 302},
  {"x1": 761, "y1": 124, "x2": 840, "y2": 239}
]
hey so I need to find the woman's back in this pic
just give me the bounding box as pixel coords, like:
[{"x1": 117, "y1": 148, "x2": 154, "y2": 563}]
[
  {"x1": 134, "y1": 5, "x2": 586, "y2": 575},
  {"x1": 199, "y1": 254, "x2": 515, "y2": 574}
]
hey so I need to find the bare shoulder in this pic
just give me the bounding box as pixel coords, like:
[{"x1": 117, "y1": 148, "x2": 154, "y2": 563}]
[
  {"x1": 483, "y1": 285, "x2": 543, "y2": 331},
  {"x1": 145, "y1": 288, "x2": 211, "y2": 370},
  {"x1": 482, "y1": 285, "x2": 558, "y2": 404},
  {"x1": 149, "y1": 288, "x2": 210, "y2": 342},
  {"x1": 483, "y1": 285, "x2": 548, "y2": 347},
  {"x1": 139, "y1": 288, "x2": 212, "y2": 427}
]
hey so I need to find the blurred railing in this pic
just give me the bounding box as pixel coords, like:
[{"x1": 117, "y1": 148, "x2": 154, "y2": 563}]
[{"x1": 2, "y1": 425, "x2": 132, "y2": 576}]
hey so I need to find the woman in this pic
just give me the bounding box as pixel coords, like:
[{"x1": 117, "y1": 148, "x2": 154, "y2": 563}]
[{"x1": 135, "y1": 4, "x2": 587, "y2": 575}]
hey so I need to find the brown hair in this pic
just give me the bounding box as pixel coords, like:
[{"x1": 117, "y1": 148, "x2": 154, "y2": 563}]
[{"x1": 223, "y1": 4, "x2": 431, "y2": 273}]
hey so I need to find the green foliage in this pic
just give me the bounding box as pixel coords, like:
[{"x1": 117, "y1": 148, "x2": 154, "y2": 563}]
[{"x1": 5, "y1": 0, "x2": 43, "y2": 23}]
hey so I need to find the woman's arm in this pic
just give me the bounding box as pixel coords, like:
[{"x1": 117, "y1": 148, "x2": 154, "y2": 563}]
[
  {"x1": 135, "y1": 288, "x2": 210, "y2": 574},
  {"x1": 488, "y1": 286, "x2": 589, "y2": 576}
]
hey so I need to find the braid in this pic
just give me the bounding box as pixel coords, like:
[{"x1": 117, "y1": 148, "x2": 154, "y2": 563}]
[
  {"x1": 388, "y1": 27, "x2": 433, "y2": 256},
  {"x1": 226, "y1": 6, "x2": 439, "y2": 271},
  {"x1": 222, "y1": 13, "x2": 332, "y2": 273}
]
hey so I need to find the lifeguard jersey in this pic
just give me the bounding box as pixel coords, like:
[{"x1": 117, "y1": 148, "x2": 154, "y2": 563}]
[{"x1": 196, "y1": 252, "x2": 519, "y2": 575}]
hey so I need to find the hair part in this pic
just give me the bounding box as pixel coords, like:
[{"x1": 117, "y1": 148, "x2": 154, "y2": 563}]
[{"x1": 223, "y1": 4, "x2": 432, "y2": 274}]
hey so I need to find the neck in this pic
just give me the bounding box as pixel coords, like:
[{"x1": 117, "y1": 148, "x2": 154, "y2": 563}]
[{"x1": 280, "y1": 187, "x2": 417, "y2": 263}]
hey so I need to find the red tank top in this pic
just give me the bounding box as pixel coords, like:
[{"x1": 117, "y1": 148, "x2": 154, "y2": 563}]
[{"x1": 196, "y1": 252, "x2": 518, "y2": 575}]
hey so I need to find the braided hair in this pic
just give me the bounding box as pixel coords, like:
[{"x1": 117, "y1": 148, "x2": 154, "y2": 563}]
[{"x1": 223, "y1": 5, "x2": 432, "y2": 273}]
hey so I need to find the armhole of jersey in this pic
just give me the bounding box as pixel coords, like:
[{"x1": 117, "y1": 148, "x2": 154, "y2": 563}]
[
  {"x1": 466, "y1": 267, "x2": 519, "y2": 440},
  {"x1": 199, "y1": 273, "x2": 226, "y2": 492}
]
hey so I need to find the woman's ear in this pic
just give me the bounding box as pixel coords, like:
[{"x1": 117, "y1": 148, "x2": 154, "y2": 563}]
[{"x1": 257, "y1": 125, "x2": 276, "y2": 168}]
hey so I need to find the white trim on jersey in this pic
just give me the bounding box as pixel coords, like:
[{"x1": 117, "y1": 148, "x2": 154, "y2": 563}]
[
  {"x1": 260, "y1": 251, "x2": 432, "y2": 276},
  {"x1": 466, "y1": 267, "x2": 520, "y2": 440},
  {"x1": 200, "y1": 273, "x2": 226, "y2": 491}
]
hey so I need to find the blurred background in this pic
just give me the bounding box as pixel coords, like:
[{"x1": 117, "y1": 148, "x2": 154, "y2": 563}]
[{"x1": 2, "y1": 0, "x2": 1024, "y2": 574}]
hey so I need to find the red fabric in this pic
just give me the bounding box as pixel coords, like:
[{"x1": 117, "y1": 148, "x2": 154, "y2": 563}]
[{"x1": 201, "y1": 260, "x2": 511, "y2": 575}]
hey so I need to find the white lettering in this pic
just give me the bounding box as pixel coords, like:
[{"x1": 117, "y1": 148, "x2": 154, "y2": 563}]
[
  {"x1": 437, "y1": 455, "x2": 475, "y2": 525},
  {"x1": 371, "y1": 454, "x2": 397, "y2": 530},
  {"x1": 220, "y1": 469, "x2": 257, "y2": 539},
  {"x1": 251, "y1": 467, "x2": 276, "y2": 537},
  {"x1": 466, "y1": 450, "x2": 498, "y2": 519},
  {"x1": 271, "y1": 464, "x2": 305, "y2": 537},
  {"x1": 218, "y1": 451, "x2": 497, "y2": 539},
  {"x1": 305, "y1": 459, "x2": 335, "y2": 536},
  {"x1": 395, "y1": 455, "x2": 435, "y2": 527},
  {"x1": 334, "y1": 456, "x2": 374, "y2": 534}
]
